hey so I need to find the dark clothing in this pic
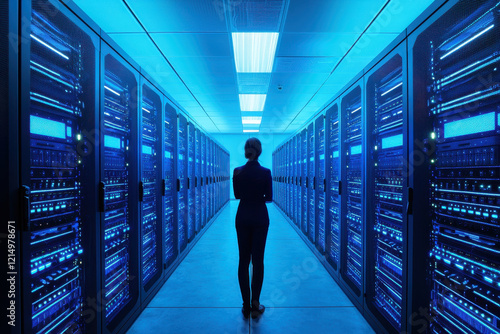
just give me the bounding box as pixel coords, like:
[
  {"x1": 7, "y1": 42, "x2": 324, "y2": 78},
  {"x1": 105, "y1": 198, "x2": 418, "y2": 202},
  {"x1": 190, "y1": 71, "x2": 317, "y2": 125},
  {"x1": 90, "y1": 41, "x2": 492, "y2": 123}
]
[{"x1": 233, "y1": 160, "x2": 272, "y2": 308}]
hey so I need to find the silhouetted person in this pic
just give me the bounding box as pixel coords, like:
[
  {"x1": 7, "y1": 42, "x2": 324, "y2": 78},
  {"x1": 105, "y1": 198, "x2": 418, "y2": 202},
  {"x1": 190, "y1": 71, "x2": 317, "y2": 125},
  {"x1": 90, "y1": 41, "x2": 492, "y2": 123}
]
[{"x1": 233, "y1": 137, "x2": 272, "y2": 319}]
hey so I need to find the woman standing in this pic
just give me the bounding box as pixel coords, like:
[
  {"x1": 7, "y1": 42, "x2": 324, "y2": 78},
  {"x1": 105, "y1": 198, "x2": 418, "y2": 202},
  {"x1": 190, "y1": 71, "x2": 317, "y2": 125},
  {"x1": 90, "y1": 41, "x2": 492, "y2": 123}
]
[{"x1": 233, "y1": 138, "x2": 273, "y2": 319}]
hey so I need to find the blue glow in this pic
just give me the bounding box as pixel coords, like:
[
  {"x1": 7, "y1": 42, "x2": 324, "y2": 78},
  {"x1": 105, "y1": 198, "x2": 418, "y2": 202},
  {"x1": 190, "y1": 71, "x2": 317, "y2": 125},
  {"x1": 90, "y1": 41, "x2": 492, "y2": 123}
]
[
  {"x1": 67, "y1": 127, "x2": 72, "y2": 138},
  {"x1": 382, "y1": 134, "x2": 403, "y2": 149},
  {"x1": 441, "y1": 24, "x2": 494, "y2": 59},
  {"x1": 232, "y1": 33, "x2": 279, "y2": 73},
  {"x1": 142, "y1": 145, "x2": 152, "y2": 155},
  {"x1": 30, "y1": 116, "x2": 66, "y2": 139},
  {"x1": 333, "y1": 151, "x2": 339, "y2": 158},
  {"x1": 243, "y1": 129, "x2": 259, "y2": 133},
  {"x1": 444, "y1": 112, "x2": 495, "y2": 138},
  {"x1": 105, "y1": 85, "x2": 120, "y2": 96},
  {"x1": 104, "y1": 135, "x2": 121, "y2": 149},
  {"x1": 165, "y1": 151, "x2": 172, "y2": 158},
  {"x1": 30, "y1": 34, "x2": 69, "y2": 60},
  {"x1": 239, "y1": 94, "x2": 266, "y2": 111},
  {"x1": 179, "y1": 154, "x2": 184, "y2": 160},
  {"x1": 242, "y1": 116, "x2": 262, "y2": 125},
  {"x1": 350, "y1": 145, "x2": 362, "y2": 155},
  {"x1": 381, "y1": 82, "x2": 402, "y2": 97}
]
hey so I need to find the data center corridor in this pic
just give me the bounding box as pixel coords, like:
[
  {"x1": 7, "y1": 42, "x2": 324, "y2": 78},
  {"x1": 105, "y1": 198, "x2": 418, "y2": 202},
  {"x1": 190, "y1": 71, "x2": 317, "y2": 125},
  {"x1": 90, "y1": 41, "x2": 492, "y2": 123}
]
[{"x1": 127, "y1": 200, "x2": 374, "y2": 333}]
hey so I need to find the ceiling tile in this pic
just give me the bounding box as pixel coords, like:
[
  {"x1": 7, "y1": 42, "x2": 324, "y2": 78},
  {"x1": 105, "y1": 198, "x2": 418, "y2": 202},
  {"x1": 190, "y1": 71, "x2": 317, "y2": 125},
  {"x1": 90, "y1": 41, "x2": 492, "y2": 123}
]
[
  {"x1": 237, "y1": 73, "x2": 271, "y2": 94},
  {"x1": 228, "y1": 0, "x2": 286, "y2": 32},
  {"x1": 278, "y1": 33, "x2": 360, "y2": 57},
  {"x1": 284, "y1": 0, "x2": 387, "y2": 33},
  {"x1": 126, "y1": 0, "x2": 228, "y2": 32},
  {"x1": 274, "y1": 56, "x2": 338, "y2": 73},
  {"x1": 151, "y1": 33, "x2": 232, "y2": 57},
  {"x1": 73, "y1": 0, "x2": 143, "y2": 33}
]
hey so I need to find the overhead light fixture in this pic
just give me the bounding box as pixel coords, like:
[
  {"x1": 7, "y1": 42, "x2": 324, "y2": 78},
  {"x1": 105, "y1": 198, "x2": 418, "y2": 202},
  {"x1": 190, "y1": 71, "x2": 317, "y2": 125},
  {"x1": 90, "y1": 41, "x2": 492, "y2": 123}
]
[
  {"x1": 232, "y1": 32, "x2": 279, "y2": 73},
  {"x1": 243, "y1": 129, "x2": 259, "y2": 133},
  {"x1": 239, "y1": 94, "x2": 266, "y2": 111},
  {"x1": 242, "y1": 116, "x2": 262, "y2": 125}
]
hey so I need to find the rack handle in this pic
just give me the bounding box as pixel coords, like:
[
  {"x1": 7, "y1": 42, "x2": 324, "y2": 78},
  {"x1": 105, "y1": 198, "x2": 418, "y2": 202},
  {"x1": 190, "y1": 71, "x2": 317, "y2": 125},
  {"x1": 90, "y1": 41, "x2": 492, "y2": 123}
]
[
  {"x1": 177, "y1": 179, "x2": 180, "y2": 192},
  {"x1": 139, "y1": 181, "x2": 144, "y2": 202},
  {"x1": 338, "y1": 181, "x2": 342, "y2": 195},
  {"x1": 99, "y1": 182, "x2": 105, "y2": 212},
  {"x1": 21, "y1": 185, "x2": 30, "y2": 231},
  {"x1": 407, "y1": 187, "x2": 414, "y2": 215},
  {"x1": 162, "y1": 179, "x2": 166, "y2": 196}
]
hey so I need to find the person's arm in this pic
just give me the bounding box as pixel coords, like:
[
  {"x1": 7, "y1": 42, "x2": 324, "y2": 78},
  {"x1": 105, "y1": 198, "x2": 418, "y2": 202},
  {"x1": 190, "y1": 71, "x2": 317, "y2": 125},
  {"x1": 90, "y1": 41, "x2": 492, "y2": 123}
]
[
  {"x1": 264, "y1": 169, "x2": 273, "y2": 203},
  {"x1": 233, "y1": 168, "x2": 241, "y2": 199}
]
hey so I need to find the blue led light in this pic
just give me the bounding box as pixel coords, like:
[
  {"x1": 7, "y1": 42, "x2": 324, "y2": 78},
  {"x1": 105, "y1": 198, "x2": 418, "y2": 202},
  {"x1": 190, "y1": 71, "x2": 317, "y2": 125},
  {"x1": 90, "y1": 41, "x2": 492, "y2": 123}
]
[
  {"x1": 333, "y1": 151, "x2": 339, "y2": 158},
  {"x1": 351, "y1": 145, "x2": 362, "y2": 155},
  {"x1": 30, "y1": 115, "x2": 66, "y2": 139},
  {"x1": 165, "y1": 151, "x2": 172, "y2": 158},
  {"x1": 104, "y1": 135, "x2": 121, "y2": 149},
  {"x1": 444, "y1": 112, "x2": 496, "y2": 138},
  {"x1": 142, "y1": 145, "x2": 152, "y2": 155},
  {"x1": 381, "y1": 134, "x2": 403, "y2": 149}
]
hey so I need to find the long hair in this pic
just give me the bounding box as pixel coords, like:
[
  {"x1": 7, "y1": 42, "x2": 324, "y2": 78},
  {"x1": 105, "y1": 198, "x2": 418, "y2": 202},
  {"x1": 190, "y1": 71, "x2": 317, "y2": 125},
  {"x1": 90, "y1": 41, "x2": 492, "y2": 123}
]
[{"x1": 244, "y1": 137, "x2": 262, "y2": 161}]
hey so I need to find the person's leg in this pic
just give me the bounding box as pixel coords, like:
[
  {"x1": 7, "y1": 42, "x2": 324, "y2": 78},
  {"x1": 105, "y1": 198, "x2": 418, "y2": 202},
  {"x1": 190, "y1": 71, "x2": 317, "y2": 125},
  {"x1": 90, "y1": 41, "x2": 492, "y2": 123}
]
[
  {"x1": 236, "y1": 223, "x2": 252, "y2": 309},
  {"x1": 250, "y1": 223, "x2": 269, "y2": 307}
]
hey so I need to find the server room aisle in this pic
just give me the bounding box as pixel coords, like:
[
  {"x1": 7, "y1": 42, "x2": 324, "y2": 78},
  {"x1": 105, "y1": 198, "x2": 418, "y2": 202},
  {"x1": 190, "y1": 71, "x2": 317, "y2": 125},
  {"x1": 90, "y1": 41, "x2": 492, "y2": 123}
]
[{"x1": 128, "y1": 200, "x2": 374, "y2": 334}]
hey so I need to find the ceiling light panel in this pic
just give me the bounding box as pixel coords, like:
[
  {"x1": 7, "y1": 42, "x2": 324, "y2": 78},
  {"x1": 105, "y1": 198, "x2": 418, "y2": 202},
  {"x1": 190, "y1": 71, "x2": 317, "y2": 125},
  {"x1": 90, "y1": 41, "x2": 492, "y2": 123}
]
[
  {"x1": 242, "y1": 116, "x2": 262, "y2": 125},
  {"x1": 243, "y1": 129, "x2": 260, "y2": 133},
  {"x1": 232, "y1": 32, "x2": 279, "y2": 73},
  {"x1": 239, "y1": 94, "x2": 267, "y2": 111}
]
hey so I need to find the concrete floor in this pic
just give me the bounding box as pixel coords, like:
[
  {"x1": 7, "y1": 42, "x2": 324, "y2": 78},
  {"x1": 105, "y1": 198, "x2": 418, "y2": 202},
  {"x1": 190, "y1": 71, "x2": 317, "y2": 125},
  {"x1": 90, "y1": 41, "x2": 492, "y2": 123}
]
[{"x1": 127, "y1": 200, "x2": 374, "y2": 334}]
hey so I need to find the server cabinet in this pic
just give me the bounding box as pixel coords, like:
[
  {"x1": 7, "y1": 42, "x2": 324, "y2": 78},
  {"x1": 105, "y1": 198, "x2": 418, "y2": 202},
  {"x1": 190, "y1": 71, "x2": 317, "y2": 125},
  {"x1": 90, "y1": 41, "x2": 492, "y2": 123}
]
[
  {"x1": 20, "y1": 2, "x2": 100, "y2": 332},
  {"x1": 301, "y1": 129, "x2": 308, "y2": 233},
  {"x1": 315, "y1": 115, "x2": 326, "y2": 253},
  {"x1": 100, "y1": 44, "x2": 140, "y2": 333},
  {"x1": 325, "y1": 103, "x2": 341, "y2": 271},
  {"x1": 365, "y1": 45, "x2": 407, "y2": 333},
  {"x1": 164, "y1": 102, "x2": 177, "y2": 268},
  {"x1": 410, "y1": 1, "x2": 500, "y2": 333},
  {"x1": 140, "y1": 82, "x2": 163, "y2": 297},
  {"x1": 195, "y1": 128, "x2": 201, "y2": 233},
  {"x1": 287, "y1": 141, "x2": 291, "y2": 217},
  {"x1": 208, "y1": 139, "x2": 213, "y2": 220},
  {"x1": 201, "y1": 133, "x2": 207, "y2": 228},
  {"x1": 307, "y1": 122, "x2": 316, "y2": 243},
  {"x1": 294, "y1": 135, "x2": 300, "y2": 226},
  {"x1": 341, "y1": 84, "x2": 364, "y2": 303},
  {"x1": 187, "y1": 123, "x2": 195, "y2": 241},
  {"x1": 177, "y1": 114, "x2": 188, "y2": 252}
]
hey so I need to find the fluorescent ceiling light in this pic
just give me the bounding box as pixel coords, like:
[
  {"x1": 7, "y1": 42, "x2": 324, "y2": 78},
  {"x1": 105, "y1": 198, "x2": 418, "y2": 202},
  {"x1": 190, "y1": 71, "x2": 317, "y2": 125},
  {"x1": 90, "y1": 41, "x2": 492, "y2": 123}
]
[
  {"x1": 232, "y1": 32, "x2": 279, "y2": 73},
  {"x1": 242, "y1": 116, "x2": 262, "y2": 125},
  {"x1": 239, "y1": 94, "x2": 266, "y2": 111},
  {"x1": 243, "y1": 129, "x2": 259, "y2": 133}
]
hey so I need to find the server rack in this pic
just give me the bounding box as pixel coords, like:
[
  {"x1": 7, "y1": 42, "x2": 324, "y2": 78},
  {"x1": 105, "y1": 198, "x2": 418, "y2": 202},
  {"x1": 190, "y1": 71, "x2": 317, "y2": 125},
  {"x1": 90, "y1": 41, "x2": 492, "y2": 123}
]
[
  {"x1": 307, "y1": 123, "x2": 316, "y2": 242},
  {"x1": 163, "y1": 102, "x2": 177, "y2": 269},
  {"x1": 140, "y1": 82, "x2": 163, "y2": 297},
  {"x1": 301, "y1": 129, "x2": 308, "y2": 233},
  {"x1": 195, "y1": 128, "x2": 201, "y2": 233},
  {"x1": 340, "y1": 83, "x2": 364, "y2": 303},
  {"x1": 20, "y1": 3, "x2": 101, "y2": 332},
  {"x1": 187, "y1": 122, "x2": 195, "y2": 241},
  {"x1": 201, "y1": 133, "x2": 207, "y2": 228},
  {"x1": 208, "y1": 139, "x2": 213, "y2": 220},
  {"x1": 325, "y1": 103, "x2": 341, "y2": 272},
  {"x1": 315, "y1": 115, "x2": 326, "y2": 253},
  {"x1": 410, "y1": 1, "x2": 500, "y2": 333},
  {"x1": 100, "y1": 44, "x2": 140, "y2": 334},
  {"x1": 294, "y1": 135, "x2": 300, "y2": 226},
  {"x1": 177, "y1": 114, "x2": 188, "y2": 252},
  {"x1": 365, "y1": 45, "x2": 407, "y2": 333}
]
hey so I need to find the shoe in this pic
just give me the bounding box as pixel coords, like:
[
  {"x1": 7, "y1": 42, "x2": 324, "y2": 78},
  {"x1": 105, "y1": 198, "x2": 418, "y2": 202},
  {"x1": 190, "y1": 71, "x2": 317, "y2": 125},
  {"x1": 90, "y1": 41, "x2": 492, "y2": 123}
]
[
  {"x1": 242, "y1": 306, "x2": 251, "y2": 319},
  {"x1": 251, "y1": 304, "x2": 265, "y2": 319}
]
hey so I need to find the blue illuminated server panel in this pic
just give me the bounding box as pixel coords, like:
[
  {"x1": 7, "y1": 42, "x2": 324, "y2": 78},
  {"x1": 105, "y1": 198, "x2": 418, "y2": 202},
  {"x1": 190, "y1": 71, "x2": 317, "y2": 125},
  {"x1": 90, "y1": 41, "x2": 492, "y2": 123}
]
[
  {"x1": 201, "y1": 133, "x2": 206, "y2": 228},
  {"x1": 187, "y1": 123, "x2": 195, "y2": 241},
  {"x1": 412, "y1": 1, "x2": 500, "y2": 332},
  {"x1": 366, "y1": 51, "x2": 406, "y2": 332},
  {"x1": 177, "y1": 114, "x2": 188, "y2": 252},
  {"x1": 140, "y1": 84, "x2": 162, "y2": 290},
  {"x1": 195, "y1": 128, "x2": 201, "y2": 233},
  {"x1": 164, "y1": 103, "x2": 177, "y2": 268},
  {"x1": 326, "y1": 104, "x2": 341, "y2": 271},
  {"x1": 315, "y1": 115, "x2": 326, "y2": 253},
  {"x1": 307, "y1": 123, "x2": 316, "y2": 243},
  {"x1": 23, "y1": 4, "x2": 98, "y2": 332},
  {"x1": 301, "y1": 129, "x2": 308, "y2": 234},
  {"x1": 294, "y1": 135, "x2": 300, "y2": 226},
  {"x1": 101, "y1": 47, "x2": 140, "y2": 329},
  {"x1": 341, "y1": 86, "x2": 364, "y2": 296}
]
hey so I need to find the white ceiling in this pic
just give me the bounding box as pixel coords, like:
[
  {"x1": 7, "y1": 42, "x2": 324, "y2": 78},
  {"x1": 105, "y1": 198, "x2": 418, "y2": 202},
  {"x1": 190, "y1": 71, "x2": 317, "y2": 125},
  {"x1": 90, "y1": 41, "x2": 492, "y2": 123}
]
[{"x1": 73, "y1": 0, "x2": 435, "y2": 134}]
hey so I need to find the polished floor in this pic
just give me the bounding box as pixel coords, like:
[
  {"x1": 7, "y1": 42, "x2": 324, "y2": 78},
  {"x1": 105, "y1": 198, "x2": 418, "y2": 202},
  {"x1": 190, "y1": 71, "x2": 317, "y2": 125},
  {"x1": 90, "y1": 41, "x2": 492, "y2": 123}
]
[{"x1": 128, "y1": 200, "x2": 374, "y2": 334}]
